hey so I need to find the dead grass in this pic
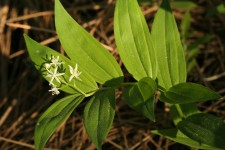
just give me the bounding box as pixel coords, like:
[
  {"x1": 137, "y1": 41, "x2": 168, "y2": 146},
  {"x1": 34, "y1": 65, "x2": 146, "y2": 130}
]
[{"x1": 0, "y1": 0, "x2": 225, "y2": 149}]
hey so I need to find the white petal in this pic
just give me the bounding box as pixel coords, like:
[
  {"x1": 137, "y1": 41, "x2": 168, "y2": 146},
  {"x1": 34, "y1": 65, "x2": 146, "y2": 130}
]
[
  {"x1": 55, "y1": 77, "x2": 61, "y2": 83},
  {"x1": 68, "y1": 65, "x2": 73, "y2": 74},
  {"x1": 45, "y1": 63, "x2": 51, "y2": 69},
  {"x1": 53, "y1": 67, "x2": 58, "y2": 74},
  {"x1": 69, "y1": 75, "x2": 74, "y2": 82},
  {"x1": 46, "y1": 74, "x2": 51, "y2": 78},
  {"x1": 49, "y1": 78, "x2": 54, "y2": 85},
  {"x1": 55, "y1": 90, "x2": 60, "y2": 95},
  {"x1": 76, "y1": 76, "x2": 82, "y2": 81},
  {"x1": 56, "y1": 72, "x2": 65, "y2": 77},
  {"x1": 75, "y1": 64, "x2": 78, "y2": 71}
]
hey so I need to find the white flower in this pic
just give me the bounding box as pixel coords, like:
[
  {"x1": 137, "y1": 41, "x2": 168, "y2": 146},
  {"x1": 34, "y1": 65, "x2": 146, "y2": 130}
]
[
  {"x1": 68, "y1": 64, "x2": 82, "y2": 82},
  {"x1": 46, "y1": 66, "x2": 65, "y2": 85},
  {"x1": 49, "y1": 56, "x2": 64, "y2": 67},
  {"x1": 48, "y1": 84, "x2": 60, "y2": 95},
  {"x1": 45, "y1": 63, "x2": 51, "y2": 69}
]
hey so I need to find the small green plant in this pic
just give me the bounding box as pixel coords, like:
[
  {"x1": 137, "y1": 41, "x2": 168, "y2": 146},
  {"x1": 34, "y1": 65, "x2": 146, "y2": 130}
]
[{"x1": 24, "y1": 0, "x2": 225, "y2": 149}]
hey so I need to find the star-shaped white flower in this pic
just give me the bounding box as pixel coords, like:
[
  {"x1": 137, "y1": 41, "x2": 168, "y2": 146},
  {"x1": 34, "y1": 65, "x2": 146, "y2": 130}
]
[
  {"x1": 68, "y1": 64, "x2": 82, "y2": 82},
  {"x1": 49, "y1": 56, "x2": 64, "y2": 67},
  {"x1": 46, "y1": 66, "x2": 65, "y2": 85},
  {"x1": 48, "y1": 84, "x2": 60, "y2": 95}
]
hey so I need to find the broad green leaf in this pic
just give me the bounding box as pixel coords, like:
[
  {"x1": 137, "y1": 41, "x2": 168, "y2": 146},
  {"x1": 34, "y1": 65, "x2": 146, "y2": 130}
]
[
  {"x1": 160, "y1": 82, "x2": 221, "y2": 104},
  {"x1": 114, "y1": 0, "x2": 157, "y2": 80},
  {"x1": 123, "y1": 77, "x2": 156, "y2": 121},
  {"x1": 24, "y1": 34, "x2": 98, "y2": 95},
  {"x1": 35, "y1": 94, "x2": 84, "y2": 150},
  {"x1": 55, "y1": 0, "x2": 123, "y2": 85},
  {"x1": 151, "y1": 0, "x2": 186, "y2": 89},
  {"x1": 84, "y1": 88, "x2": 115, "y2": 150},
  {"x1": 170, "y1": 103, "x2": 200, "y2": 125},
  {"x1": 178, "y1": 113, "x2": 225, "y2": 149},
  {"x1": 171, "y1": 1, "x2": 197, "y2": 10},
  {"x1": 152, "y1": 129, "x2": 221, "y2": 150}
]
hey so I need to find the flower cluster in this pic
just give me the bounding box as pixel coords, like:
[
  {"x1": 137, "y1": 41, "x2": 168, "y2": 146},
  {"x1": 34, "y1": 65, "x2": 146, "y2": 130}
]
[
  {"x1": 45, "y1": 56, "x2": 64, "y2": 95},
  {"x1": 45, "y1": 55, "x2": 82, "y2": 95}
]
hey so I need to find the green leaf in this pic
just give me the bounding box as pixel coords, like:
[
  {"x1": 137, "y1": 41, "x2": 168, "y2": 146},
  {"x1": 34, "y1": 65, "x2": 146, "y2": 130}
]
[
  {"x1": 171, "y1": 1, "x2": 197, "y2": 10},
  {"x1": 114, "y1": 0, "x2": 157, "y2": 80},
  {"x1": 186, "y1": 35, "x2": 214, "y2": 73},
  {"x1": 24, "y1": 34, "x2": 98, "y2": 95},
  {"x1": 123, "y1": 77, "x2": 156, "y2": 121},
  {"x1": 181, "y1": 11, "x2": 191, "y2": 40},
  {"x1": 35, "y1": 94, "x2": 84, "y2": 150},
  {"x1": 177, "y1": 113, "x2": 225, "y2": 149},
  {"x1": 187, "y1": 59, "x2": 196, "y2": 73},
  {"x1": 152, "y1": 128, "x2": 221, "y2": 150},
  {"x1": 160, "y1": 82, "x2": 221, "y2": 104},
  {"x1": 151, "y1": 0, "x2": 186, "y2": 89},
  {"x1": 55, "y1": 0, "x2": 123, "y2": 85},
  {"x1": 84, "y1": 88, "x2": 115, "y2": 150},
  {"x1": 188, "y1": 35, "x2": 214, "y2": 51}
]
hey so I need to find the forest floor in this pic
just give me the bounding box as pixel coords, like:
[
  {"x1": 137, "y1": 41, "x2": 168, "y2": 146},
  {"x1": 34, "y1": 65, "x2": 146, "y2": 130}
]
[{"x1": 0, "y1": 0, "x2": 225, "y2": 149}]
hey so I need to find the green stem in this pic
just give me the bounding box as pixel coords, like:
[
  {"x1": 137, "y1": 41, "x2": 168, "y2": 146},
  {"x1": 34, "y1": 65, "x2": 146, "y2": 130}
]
[
  {"x1": 59, "y1": 77, "x2": 87, "y2": 96},
  {"x1": 85, "y1": 82, "x2": 137, "y2": 97},
  {"x1": 175, "y1": 104, "x2": 184, "y2": 118},
  {"x1": 119, "y1": 82, "x2": 136, "y2": 86},
  {"x1": 84, "y1": 89, "x2": 98, "y2": 97},
  {"x1": 98, "y1": 82, "x2": 136, "y2": 90}
]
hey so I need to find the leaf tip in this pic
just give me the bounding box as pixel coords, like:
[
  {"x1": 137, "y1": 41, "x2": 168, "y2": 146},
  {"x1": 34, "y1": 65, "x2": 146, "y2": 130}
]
[{"x1": 23, "y1": 34, "x2": 30, "y2": 42}]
